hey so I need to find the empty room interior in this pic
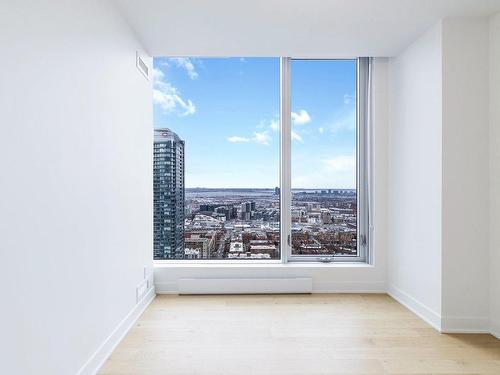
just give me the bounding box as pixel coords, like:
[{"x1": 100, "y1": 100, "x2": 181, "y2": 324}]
[{"x1": 3, "y1": 0, "x2": 500, "y2": 374}]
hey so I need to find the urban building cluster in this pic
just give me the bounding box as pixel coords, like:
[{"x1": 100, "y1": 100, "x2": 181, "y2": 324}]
[
  {"x1": 291, "y1": 190, "x2": 357, "y2": 256},
  {"x1": 183, "y1": 191, "x2": 281, "y2": 259},
  {"x1": 154, "y1": 128, "x2": 357, "y2": 260}
]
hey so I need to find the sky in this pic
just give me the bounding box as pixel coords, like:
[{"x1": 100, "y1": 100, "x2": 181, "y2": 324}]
[{"x1": 153, "y1": 57, "x2": 357, "y2": 189}]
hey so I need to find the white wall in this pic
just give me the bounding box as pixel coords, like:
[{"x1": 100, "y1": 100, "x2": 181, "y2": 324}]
[
  {"x1": 387, "y1": 17, "x2": 492, "y2": 332},
  {"x1": 490, "y1": 12, "x2": 500, "y2": 339},
  {"x1": 387, "y1": 23, "x2": 444, "y2": 329},
  {"x1": 441, "y1": 18, "x2": 490, "y2": 332},
  {"x1": 154, "y1": 58, "x2": 390, "y2": 294},
  {"x1": 0, "y1": 1, "x2": 152, "y2": 374}
]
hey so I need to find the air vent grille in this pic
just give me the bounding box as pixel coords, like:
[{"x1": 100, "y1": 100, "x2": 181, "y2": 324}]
[{"x1": 136, "y1": 52, "x2": 149, "y2": 80}]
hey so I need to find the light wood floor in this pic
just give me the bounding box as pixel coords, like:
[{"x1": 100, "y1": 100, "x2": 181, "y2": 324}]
[{"x1": 99, "y1": 294, "x2": 500, "y2": 375}]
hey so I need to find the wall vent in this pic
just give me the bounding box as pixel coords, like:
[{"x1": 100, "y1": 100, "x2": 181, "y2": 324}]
[{"x1": 136, "y1": 52, "x2": 149, "y2": 80}]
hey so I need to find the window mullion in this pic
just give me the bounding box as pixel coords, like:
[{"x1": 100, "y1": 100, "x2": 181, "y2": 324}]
[
  {"x1": 357, "y1": 57, "x2": 371, "y2": 263},
  {"x1": 280, "y1": 57, "x2": 292, "y2": 264}
]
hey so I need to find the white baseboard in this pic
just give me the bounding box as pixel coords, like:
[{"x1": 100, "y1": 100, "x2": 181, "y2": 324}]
[
  {"x1": 313, "y1": 280, "x2": 386, "y2": 293},
  {"x1": 387, "y1": 285, "x2": 442, "y2": 331},
  {"x1": 76, "y1": 287, "x2": 156, "y2": 375},
  {"x1": 491, "y1": 320, "x2": 500, "y2": 339},
  {"x1": 441, "y1": 316, "x2": 490, "y2": 333}
]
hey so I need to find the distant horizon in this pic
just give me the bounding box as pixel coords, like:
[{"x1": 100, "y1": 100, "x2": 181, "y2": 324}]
[{"x1": 185, "y1": 187, "x2": 356, "y2": 191}]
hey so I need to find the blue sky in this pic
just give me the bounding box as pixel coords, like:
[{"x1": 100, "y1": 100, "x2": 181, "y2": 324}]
[{"x1": 153, "y1": 57, "x2": 356, "y2": 189}]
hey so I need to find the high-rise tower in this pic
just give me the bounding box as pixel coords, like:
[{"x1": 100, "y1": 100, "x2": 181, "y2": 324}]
[{"x1": 153, "y1": 128, "x2": 185, "y2": 259}]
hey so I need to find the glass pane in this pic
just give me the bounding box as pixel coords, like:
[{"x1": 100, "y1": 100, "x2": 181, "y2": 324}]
[
  {"x1": 153, "y1": 58, "x2": 280, "y2": 260},
  {"x1": 291, "y1": 59, "x2": 358, "y2": 257}
]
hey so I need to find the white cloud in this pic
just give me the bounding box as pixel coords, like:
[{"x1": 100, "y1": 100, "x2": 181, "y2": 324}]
[
  {"x1": 227, "y1": 136, "x2": 250, "y2": 143},
  {"x1": 323, "y1": 155, "x2": 355, "y2": 172},
  {"x1": 181, "y1": 100, "x2": 196, "y2": 116},
  {"x1": 228, "y1": 119, "x2": 278, "y2": 146},
  {"x1": 269, "y1": 120, "x2": 279, "y2": 131},
  {"x1": 292, "y1": 154, "x2": 356, "y2": 189},
  {"x1": 153, "y1": 86, "x2": 195, "y2": 116},
  {"x1": 153, "y1": 67, "x2": 165, "y2": 80},
  {"x1": 292, "y1": 110, "x2": 311, "y2": 125},
  {"x1": 153, "y1": 68, "x2": 196, "y2": 116},
  {"x1": 253, "y1": 131, "x2": 271, "y2": 145},
  {"x1": 343, "y1": 94, "x2": 354, "y2": 105},
  {"x1": 257, "y1": 119, "x2": 279, "y2": 131},
  {"x1": 328, "y1": 110, "x2": 355, "y2": 134},
  {"x1": 170, "y1": 57, "x2": 199, "y2": 80},
  {"x1": 318, "y1": 127, "x2": 324, "y2": 134},
  {"x1": 291, "y1": 131, "x2": 303, "y2": 143},
  {"x1": 153, "y1": 88, "x2": 176, "y2": 112}
]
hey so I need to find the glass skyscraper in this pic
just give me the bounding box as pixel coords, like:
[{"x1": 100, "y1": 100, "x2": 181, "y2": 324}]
[{"x1": 153, "y1": 128, "x2": 185, "y2": 259}]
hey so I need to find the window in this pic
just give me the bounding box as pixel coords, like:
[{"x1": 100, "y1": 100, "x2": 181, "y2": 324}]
[
  {"x1": 288, "y1": 59, "x2": 364, "y2": 261},
  {"x1": 153, "y1": 58, "x2": 280, "y2": 260},
  {"x1": 153, "y1": 57, "x2": 369, "y2": 262}
]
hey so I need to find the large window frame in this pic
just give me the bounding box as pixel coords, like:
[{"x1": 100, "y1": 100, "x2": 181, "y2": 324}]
[
  {"x1": 154, "y1": 57, "x2": 371, "y2": 264},
  {"x1": 282, "y1": 57, "x2": 370, "y2": 264}
]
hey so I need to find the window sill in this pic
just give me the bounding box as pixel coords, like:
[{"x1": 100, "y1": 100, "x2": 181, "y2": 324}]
[{"x1": 154, "y1": 261, "x2": 373, "y2": 268}]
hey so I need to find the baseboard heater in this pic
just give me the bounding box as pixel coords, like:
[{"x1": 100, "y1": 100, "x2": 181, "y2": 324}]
[{"x1": 178, "y1": 278, "x2": 313, "y2": 294}]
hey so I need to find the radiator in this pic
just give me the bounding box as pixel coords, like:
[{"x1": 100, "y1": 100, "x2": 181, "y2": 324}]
[{"x1": 178, "y1": 277, "x2": 313, "y2": 294}]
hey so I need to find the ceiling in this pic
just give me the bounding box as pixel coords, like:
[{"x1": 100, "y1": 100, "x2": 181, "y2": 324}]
[{"x1": 113, "y1": 0, "x2": 500, "y2": 57}]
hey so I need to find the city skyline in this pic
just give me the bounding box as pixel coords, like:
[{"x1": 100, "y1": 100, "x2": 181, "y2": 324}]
[
  {"x1": 153, "y1": 57, "x2": 357, "y2": 189},
  {"x1": 153, "y1": 127, "x2": 357, "y2": 260}
]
